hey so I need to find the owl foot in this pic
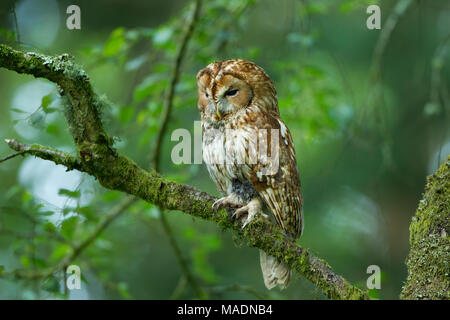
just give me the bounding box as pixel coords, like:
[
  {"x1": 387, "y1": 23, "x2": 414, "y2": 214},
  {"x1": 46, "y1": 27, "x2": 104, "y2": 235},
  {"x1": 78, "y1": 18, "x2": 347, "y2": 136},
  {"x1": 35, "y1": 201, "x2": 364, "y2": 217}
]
[
  {"x1": 212, "y1": 194, "x2": 242, "y2": 210},
  {"x1": 232, "y1": 198, "x2": 267, "y2": 229}
]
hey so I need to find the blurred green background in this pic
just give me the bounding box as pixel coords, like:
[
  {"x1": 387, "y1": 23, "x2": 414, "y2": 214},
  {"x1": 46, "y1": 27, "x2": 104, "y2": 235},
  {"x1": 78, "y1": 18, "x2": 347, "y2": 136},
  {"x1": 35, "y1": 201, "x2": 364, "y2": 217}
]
[{"x1": 0, "y1": 0, "x2": 449, "y2": 299}]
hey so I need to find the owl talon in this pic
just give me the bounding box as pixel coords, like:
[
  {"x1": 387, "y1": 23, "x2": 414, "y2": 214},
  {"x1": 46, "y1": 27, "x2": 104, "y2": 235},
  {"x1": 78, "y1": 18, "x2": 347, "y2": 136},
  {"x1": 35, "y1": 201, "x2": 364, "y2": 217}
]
[
  {"x1": 231, "y1": 208, "x2": 244, "y2": 219},
  {"x1": 212, "y1": 199, "x2": 223, "y2": 209},
  {"x1": 212, "y1": 194, "x2": 242, "y2": 210},
  {"x1": 242, "y1": 211, "x2": 269, "y2": 229},
  {"x1": 231, "y1": 198, "x2": 264, "y2": 229},
  {"x1": 242, "y1": 211, "x2": 256, "y2": 229}
]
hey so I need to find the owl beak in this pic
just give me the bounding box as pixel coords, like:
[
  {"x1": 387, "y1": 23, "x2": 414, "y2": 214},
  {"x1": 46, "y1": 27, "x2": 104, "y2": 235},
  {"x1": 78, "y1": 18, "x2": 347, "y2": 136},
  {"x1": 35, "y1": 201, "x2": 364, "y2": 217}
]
[{"x1": 215, "y1": 104, "x2": 222, "y2": 119}]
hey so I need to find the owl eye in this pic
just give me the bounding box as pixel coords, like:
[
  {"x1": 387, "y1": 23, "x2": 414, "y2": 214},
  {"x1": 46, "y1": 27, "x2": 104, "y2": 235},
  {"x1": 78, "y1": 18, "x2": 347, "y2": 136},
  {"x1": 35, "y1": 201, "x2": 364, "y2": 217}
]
[
  {"x1": 225, "y1": 89, "x2": 238, "y2": 97},
  {"x1": 205, "y1": 92, "x2": 209, "y2": 98}
]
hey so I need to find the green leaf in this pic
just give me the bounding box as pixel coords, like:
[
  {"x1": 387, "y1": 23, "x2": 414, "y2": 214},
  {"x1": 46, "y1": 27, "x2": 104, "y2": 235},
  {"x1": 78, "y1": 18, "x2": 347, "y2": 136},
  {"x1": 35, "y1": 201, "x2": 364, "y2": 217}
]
[
  {"x1": 136, "y1": 110, "x2": 149, "y2": 124},
  {"x1": 103, "y1": 27, "x2": 126, "y2": 57},
  {"x1": 368, "y1": 288, "x2": 380, "y2": 299},
  {"x1": 21, "y1": 256, "x2": 30, "y2": 268},
  {"x1": 22, "y1": 191, "x2": 32, "y2": 204},
  {"x1": 44, "y1": 222, "x2": 57, "y2": 233},
  {"x1": 33, "y1": 257, "x2": 47, "y2": 268},
  {"x1": 118, "y1": 106, "x2": 134, "y2": 124},
  {"x1": 134, "y1": 74, "x2": 166, "y2": 102},
  {"x1": 10, "y1": 107, "x2": 27, "y2": 114},
  {"x1": 102, "y1": 190, "x2": 122, "y2": 202},
  {"x1": 0, "y1": 28, "x2": 16, "y2": 42},
  {"x1": 51, "y1": 244, "x2": 72, "y2": 261},
  {"x1": 184, "y1": 227, "x2": 195, "y2": 239},
  {"x1": 61, "y1": 216, "x2": 79, "y2": 239},
  {"x1": 74, "y1": 206, "x2": 97, "y2": 221},
  {"x1": 42, "y1": 277, "x2": 60, "y2": 293},
  {"x1": 39, "y1": 211, "x2": 55, "y2": 216},
  {"x1": 58, "y1": 188, "x2": 81, "y2": 198},
  {"x1": 40, "y1": 94, "x2": 56, "y2": 113},
  {"x1": 118, "y1": 282, "x2": 132, "y2": 299},
  {"x1": 46, "y1": 123, "x2": 60, "y2": 135}
]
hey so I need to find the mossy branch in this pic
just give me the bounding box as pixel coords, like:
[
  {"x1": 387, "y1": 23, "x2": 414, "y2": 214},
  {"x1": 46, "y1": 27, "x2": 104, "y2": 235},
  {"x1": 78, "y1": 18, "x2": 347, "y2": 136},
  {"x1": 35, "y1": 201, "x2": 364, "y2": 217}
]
[
  {"x1": 0, "y1": 43, "x2": 369, "y2": 300},
  {"x1": 2, "y1": 139, "x2": 82, "y2": 170},
  {"x1": 0, "y1": 45, "x2": 108, "y2": 147},
  {"x1": 401, "y1": 156, "x2": 450, "y2": 300}
]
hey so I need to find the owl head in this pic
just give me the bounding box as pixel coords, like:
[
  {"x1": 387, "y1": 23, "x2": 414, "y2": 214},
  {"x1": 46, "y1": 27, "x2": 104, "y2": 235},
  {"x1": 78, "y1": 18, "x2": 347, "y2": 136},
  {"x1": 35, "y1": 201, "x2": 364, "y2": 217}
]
[{"x1": 196, "y1": 59, "x2": 279, "y2": 122}]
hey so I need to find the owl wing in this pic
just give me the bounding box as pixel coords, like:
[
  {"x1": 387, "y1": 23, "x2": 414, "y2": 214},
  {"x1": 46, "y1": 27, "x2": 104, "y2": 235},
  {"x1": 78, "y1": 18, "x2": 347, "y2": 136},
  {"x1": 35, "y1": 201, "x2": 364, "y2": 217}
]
[{"x1": 240, "y1": 109, "x2": 303, "y2": 238}]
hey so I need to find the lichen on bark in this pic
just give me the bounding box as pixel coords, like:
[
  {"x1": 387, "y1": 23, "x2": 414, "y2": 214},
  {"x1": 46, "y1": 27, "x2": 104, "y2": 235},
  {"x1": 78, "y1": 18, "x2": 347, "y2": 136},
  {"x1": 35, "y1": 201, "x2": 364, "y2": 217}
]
[{"x1": 401, "y1": 155, "x2": 450, "y2": 300}]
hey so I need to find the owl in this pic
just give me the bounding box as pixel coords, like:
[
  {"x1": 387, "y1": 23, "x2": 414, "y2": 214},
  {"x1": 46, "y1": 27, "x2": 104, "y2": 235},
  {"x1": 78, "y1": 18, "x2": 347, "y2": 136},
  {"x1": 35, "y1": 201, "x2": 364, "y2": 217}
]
[{"x1": 196, "y1": 59, "x2": 303, "y2": 290}]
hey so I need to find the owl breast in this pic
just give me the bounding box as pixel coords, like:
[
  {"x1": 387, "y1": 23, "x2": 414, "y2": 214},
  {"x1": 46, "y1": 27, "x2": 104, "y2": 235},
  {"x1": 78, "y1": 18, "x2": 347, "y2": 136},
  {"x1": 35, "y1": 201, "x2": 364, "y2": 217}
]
[{"x1": 202, "y1": 120, "x2": 254, "y2": 198}]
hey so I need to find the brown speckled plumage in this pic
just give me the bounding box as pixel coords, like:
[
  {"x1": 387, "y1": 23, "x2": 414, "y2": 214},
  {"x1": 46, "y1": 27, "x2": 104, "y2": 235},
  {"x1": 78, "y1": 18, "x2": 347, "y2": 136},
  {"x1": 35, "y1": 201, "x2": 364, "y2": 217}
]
[{"x1": 197, "y1": 59, "x2": 303, "y2": 289}]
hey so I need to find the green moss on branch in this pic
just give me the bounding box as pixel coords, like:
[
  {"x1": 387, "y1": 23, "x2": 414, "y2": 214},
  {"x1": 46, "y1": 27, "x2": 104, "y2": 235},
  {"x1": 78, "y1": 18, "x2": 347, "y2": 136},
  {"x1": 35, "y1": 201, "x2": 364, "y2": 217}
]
[
  {"x1": 4, "y1": 139, "x2": 82, "y2": 170},
  {"x1": 401, "y1": 156, "x2": 450, "y2": 300},
  {"x1": 0, "y1": 44, "x2": 109, "y2": 146}
]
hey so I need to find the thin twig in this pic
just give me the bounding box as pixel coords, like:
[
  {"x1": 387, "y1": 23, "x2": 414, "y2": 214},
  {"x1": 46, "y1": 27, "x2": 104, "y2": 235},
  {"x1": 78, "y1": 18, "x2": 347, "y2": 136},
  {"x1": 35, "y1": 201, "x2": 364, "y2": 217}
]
[
  {"x1": 0, "y1": 151, "x2": 25, "y2": 163},
  {"x1": 343, "y1": 0, "x2": 415, "y2": 137},
  {"x1": 70, "y1": 196, "x2": 137, "y2": 260},
  {"x1": 369, "y1": 0, "x2": 413, "y2": 83},
  {"x1": 12, "y1": 3, "x2": 20, "y2": 44},
  {"x1": 429, "y1": 34, "x2": 450, "y2": 166},
  {"x1": 152, "y1": 0, "x2": 202, "y2": 172},
  {"x1": 208, "y1": 284, "x2": 269, "y2": 300},
  {"x1": 169, "y1": 275, "x2": 187, "y2": 300},
  {"x1": 149, "y1": 0, "x2": 206, "y2": 299},
  {"x1": 214, "y1": 1, "x2": 254, "y2": 55},
  {"x1": 0, "y1": 227, "x2": 70, "y2": 244},
  {"x1": 6, "y1": 196, "x2": 137, "y2": 280},
  {"x1": 359, "y1": 0, "x2": 414, "y2": 125},
  {"x1": 160, "y1": 212, "x2": 207, "y2": 298},
  {"x1": 320, "y1": 0, "x2": 414, "y2": 177},
  {"x1": 3, "y1": 139, "x2": 82, "y2": 170}
]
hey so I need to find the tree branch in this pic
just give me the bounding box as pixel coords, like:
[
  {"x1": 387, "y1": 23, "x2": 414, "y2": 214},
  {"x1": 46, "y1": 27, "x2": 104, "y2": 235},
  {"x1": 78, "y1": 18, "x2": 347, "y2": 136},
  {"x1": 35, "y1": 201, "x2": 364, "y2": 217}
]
[
  {"x1": 0, "y1": 43, "x2": 369, "y2": 300},
  {"x1": 369, "y1": 0, "x2": 413, "y2": 82},
  {"x1": 159, "y1": 212, "x2": 206, "y2": 299},
  {"x1": 0, "y1": 45, "x2": 108, "y2": 147},
  {"x1": 2, "y1": 139, "x2": 82, "y2": 170},
  {"x1": 401, "y1": 156, "x2": 449, "y2": 300}
]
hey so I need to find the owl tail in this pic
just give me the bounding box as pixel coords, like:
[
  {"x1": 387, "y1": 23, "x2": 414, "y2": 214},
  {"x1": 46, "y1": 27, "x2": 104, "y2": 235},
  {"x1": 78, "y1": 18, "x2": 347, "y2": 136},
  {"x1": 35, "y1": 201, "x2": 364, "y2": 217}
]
[{"x1": 259, "y1": 249, "x2": 291, "y2": 290}]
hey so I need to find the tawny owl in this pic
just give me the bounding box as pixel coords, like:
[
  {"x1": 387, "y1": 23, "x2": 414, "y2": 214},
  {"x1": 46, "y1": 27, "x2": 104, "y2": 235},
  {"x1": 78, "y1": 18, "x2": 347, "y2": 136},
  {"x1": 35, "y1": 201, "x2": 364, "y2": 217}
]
[{"x1": 196, "y1": 59, "x2": 303, "y2": 290}]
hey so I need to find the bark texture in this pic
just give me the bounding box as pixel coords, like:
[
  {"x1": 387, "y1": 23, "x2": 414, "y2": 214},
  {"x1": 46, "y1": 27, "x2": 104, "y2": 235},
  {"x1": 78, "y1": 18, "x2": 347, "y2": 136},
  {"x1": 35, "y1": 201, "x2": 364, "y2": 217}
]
[{"x1": 401, "y1": 156, "x2": 450, "y2": 300}]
